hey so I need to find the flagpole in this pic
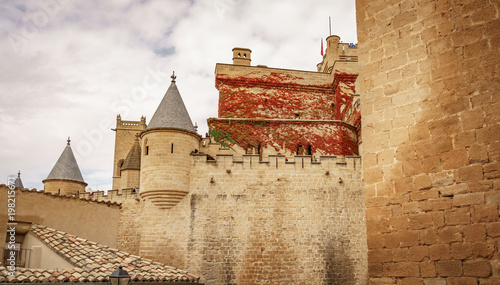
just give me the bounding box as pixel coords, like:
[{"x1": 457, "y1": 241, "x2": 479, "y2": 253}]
[{"x1": 329, "y1": 16, "x2": 332, "y2": 36}]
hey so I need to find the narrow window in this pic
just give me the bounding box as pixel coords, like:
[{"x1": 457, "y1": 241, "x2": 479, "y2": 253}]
[
  {"x1": 171, "y1": 143, "x2": 174, "y2": 153},
  {"x1": 145, "y1": 146, "x2": 149, "y2": 156}
]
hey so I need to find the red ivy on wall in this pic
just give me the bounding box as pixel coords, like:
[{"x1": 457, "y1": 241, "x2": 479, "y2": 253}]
[
  {"x1": 208, "y1": 119, "x2": 358, "y2": 155},
  {"x1": 210, "y1": 71, "x2": 360, "y2": 156}
]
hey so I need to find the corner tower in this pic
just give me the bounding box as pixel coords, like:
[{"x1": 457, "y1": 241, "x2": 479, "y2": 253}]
[
  {"x1": 139, "y1": 72, "x2": 201, "y2": 209},
  {"x1": 43, "y1": 138, "x2": 87, "y2": 195}
]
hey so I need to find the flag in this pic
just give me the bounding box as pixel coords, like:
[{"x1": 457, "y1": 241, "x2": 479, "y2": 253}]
[{"x1": 321, "y1": 38, "x2": 323, "y2": 56}]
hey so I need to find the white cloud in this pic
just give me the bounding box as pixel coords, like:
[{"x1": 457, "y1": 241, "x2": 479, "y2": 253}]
[{"x1": 0, "y1": 0, "x2": 357, "y2": 190}]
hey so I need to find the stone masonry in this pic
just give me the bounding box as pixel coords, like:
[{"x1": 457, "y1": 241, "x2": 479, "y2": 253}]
[
  {"x1": 356, "y1": 0, "x2": 500, "y2": 284},
  {"x1": 117, "y1": 155, "x2": 366, "y2": 285}
]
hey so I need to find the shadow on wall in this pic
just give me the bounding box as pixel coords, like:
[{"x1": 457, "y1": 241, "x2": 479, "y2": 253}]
[{"x1": 324, "y1": 236, "x2": 355, "y2": 285}]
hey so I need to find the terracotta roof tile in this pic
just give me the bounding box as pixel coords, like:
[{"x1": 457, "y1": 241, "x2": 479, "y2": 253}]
[{"x1": 0, "y1": 224, "x2": 200, "y2": 283}]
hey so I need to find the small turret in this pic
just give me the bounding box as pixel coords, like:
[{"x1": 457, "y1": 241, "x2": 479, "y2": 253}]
[
  {"x1": 43, "y1": 137, "x2": 88, "y2": 195},
  {"x1": 14, "y1": 171, "x2": 24, "y2": 189},
  {"x1": 317, "y1": 35, "x2": 358, "y2": 73},
  {"x1": 120, "y1": 134, "x2": 141, "y2": 191},
  {"x1": 140, "y1": 72, "x2": 201, "y2": 209}
]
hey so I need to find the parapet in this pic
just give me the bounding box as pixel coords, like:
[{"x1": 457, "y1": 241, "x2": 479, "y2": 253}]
[
  {"x1": 192, "y1": 153, "x2": 361, "y2": 171},
  {"x1": 114, "y1": 115, "x2": 147, "y2": 130},
  {"x1": 79, "y1": 188, "x2": 140, "y2": 203}
]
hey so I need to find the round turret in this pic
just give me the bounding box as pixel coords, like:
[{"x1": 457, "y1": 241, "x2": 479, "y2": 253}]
[
  {"x1": 139, "y1": 73, "x2": 201, "y2": 209},
  {"x1": 43, "y1": 138, "x2": 88, "y2": 195}
]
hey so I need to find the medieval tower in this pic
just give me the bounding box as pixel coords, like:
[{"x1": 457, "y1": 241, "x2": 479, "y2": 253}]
[
  {"x1": 42, "y1": 138, "x2": 87, "y2": 195},
  {"x1": 139, "y1": 73, "x2": 201, "y2": 209}
]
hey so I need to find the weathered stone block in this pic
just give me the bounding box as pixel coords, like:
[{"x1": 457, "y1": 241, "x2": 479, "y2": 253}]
[
  {"x1": 436, "y1": 260, "x2": 462, "y2": 277},
  {"x1": 438, "y1": 226, "x2": 462, "y2": 243},
  {"x1": 472, "y1": 204, "x2": 499, "y2": 223},
  {"x1": 463, "y1": 260, "x2": 491, "y2": 277},
  {"x1": 429, "y1": 244, "x2": 451, "y2": 261},
  {"x1": 463, "y1": 224, "x2": 486, "y2": 242},
  {"x1": 486, "y1": 222, "x2": 500, "y2": 237},
  {"x1": 399, "y1": 230, "x2": 420, "y2": 247},
  {"x1": 450, "y1": 242, "x2": 473, "y2": 260},
  {"x1": 409, "y1": 246, "x2": 429, "y2": 262},
  {"x1": 453, "y1": 193, "x2": 485, "y2": 207},
  {"x1": 441, "y1": 149, "x2": 469, "y2": 170},
  {"x1": 384, "y1": 262, "x2": 420, "y2": 277}
]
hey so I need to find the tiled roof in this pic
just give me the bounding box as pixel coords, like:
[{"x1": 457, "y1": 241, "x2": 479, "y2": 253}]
[
  {"x1": 147, "y1": 79, "x2": 197, "y2": 133},
  {"x1": 0, "y1": 225, "x2": 200, "y2": 283}
]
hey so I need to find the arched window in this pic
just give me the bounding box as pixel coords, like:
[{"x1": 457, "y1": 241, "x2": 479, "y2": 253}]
[{"x1": 117, "y1": 159, "x2": 124, "y2": 177}]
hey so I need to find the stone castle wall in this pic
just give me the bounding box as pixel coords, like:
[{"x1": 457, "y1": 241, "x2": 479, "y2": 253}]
[
  {"x1": 0, "y1": 186, "x2": 121, "y2": 252},
  {"x1": 357, "y1": 0, "x2": 499, "y2": 283},
  {"x1": 115, "y1": 155, "x2": 366, "y2": 284}
]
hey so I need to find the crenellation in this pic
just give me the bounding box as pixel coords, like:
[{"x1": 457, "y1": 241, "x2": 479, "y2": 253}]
[{"x1": 191, "y1": 152, "x2": 361, "y2": 171}]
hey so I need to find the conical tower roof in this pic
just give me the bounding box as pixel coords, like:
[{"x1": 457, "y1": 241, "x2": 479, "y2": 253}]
[
  {"x1": 14, "y1": 171, "x2": 24, "y2": 189},
  {"x1": 147, "y1": 72, "x2": 197, "y2": 133},
  {"x1": 45, "y1": 138, "x2": 86, "y2": 183},
  {"x1": 121, "y1": 136, "x2": 141, "y2": 171}
]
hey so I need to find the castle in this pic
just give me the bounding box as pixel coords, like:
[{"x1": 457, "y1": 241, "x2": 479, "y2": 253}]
[
  {"x1": 98, "y1": 35, "x2": 365, "y2": 284},
  {"x1": 2, "y1": 1, "x2": 499, "y2": 284}
]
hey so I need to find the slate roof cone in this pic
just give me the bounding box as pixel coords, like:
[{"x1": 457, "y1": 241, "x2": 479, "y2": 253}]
[
  {"x1": 44, "y1": 137, "x2": 87, "y2": 184},
  {"x1": 121, "y1": 134, "x2": 141, "y2": 171},
  {"x1": 147, "y1": 72, "x2": 197, "y2": 133},
  {"x1": 14, "y1": 171, "x2": 24, "y2": 189}
]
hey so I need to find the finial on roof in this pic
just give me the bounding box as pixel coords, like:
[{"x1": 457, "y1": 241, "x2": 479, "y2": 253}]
[
  {"x1": 67, "y1": 137, "x2": 71, "y2": 145},
  {"x1": 171, "y1": 71, "x2": 176, "y2": 83},
  {"x1": 18, "y1": 171, "x2": 21, "y2": 177}
]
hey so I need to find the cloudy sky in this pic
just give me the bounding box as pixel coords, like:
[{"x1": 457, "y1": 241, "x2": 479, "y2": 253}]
[{"x1": 0, "y1": 0, "x2": 357, "y2": 191}]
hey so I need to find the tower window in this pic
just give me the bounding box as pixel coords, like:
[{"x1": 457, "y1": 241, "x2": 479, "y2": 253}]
[
  {"x1": 171, "y1": 143, "x2": 174, "y2": 153},
  {"x1": 145, "y1": 146, "x2": 149, "y2": 155}
]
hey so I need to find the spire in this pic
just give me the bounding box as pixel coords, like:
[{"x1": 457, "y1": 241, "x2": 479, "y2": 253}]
[
  {"x1": 121, "y1": 134, "x2": 141, "y2": 170},
  {"x1": 45, "y1": 138, "x2": 86, "y2": 183},
  {"x1": 14, "y1": 171, "x2": 24, "y2": 189},
  {"x1": 147, "y1": 72, "x2": 197, "y2": 133}
]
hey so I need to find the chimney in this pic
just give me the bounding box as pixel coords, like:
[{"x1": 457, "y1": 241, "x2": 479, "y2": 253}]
[{"x1": 232, "y1": 47, "x2": 251, "y2": 66}]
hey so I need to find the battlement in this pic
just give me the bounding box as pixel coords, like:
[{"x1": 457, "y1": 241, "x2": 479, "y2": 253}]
[
  {"x1": 114, "y1": 115, "x2": 147, "y2": 130},
  {"x1": 79, "y1": 188, "x2": 140, "y2": 203},
  {"x1": 192, "y1": 153, "x2": 361, "y2": 171}
]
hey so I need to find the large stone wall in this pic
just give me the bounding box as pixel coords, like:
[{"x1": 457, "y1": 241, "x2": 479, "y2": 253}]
[
  {"x1": 117, "y1": 155, "x2": 366, "y2": 284},
  {"x1": 357, "y1": 0, "x2": 499, "y2": 283}
]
